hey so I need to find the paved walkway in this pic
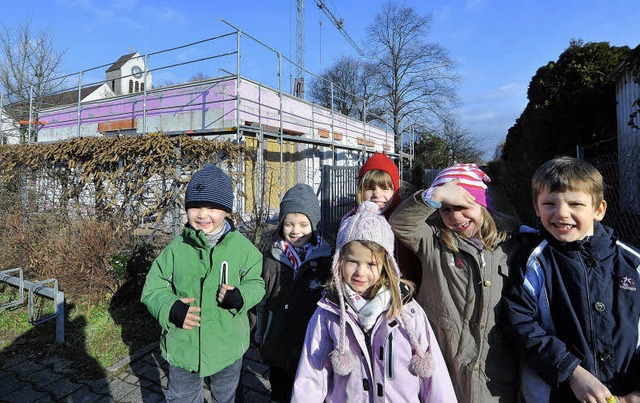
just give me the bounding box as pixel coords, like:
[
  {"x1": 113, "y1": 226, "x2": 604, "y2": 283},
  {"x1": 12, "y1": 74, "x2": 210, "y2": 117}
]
[{"x1": 0, "y1": 343, "x2": 272, "y2": 402}]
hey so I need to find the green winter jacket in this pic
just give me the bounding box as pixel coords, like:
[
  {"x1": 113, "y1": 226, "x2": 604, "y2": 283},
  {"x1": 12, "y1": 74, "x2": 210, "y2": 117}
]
[{"x1": 141, "y1": 223, "x2": 265, "y2": 376}]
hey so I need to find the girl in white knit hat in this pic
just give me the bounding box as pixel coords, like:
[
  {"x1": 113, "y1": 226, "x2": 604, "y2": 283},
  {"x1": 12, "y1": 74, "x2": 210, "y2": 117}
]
[{"x1": 292, "y1": 201, "x2": 456, "y2": 402}]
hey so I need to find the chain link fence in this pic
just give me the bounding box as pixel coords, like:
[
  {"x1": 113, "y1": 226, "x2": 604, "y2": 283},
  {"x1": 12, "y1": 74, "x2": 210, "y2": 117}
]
[{"x1": 585, "y1": 147, "x2": 640, "y2": 247}]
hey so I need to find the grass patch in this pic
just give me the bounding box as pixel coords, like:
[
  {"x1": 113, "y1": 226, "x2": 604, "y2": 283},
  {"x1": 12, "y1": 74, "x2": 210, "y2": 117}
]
[{"x1": 0, "y1": 283, "x2": 160, "y2": 379}]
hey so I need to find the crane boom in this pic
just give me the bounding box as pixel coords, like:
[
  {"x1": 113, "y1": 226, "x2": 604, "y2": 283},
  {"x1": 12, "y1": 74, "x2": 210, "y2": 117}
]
[
  {"x1": 294, "y1": 0, "x2": 363, "y2": 98},
  {"x1": 314, "y1": 0, "x2": 364, "y2": 56}
]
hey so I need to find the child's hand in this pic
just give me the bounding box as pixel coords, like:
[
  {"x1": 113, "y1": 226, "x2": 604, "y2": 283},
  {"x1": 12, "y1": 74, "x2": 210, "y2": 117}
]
[
  {"x1": 218, "y1": 284, "x2": 244, "y2": 309},
  {"x1": 433, "y1": 180, "x2": 476, "y2": 208},
  {"x1": 569, "y1": 365, "x2": 613, "y2": 402},
  {"x1": 179, "y1": 297, "x2": 201, "y2": 330}
]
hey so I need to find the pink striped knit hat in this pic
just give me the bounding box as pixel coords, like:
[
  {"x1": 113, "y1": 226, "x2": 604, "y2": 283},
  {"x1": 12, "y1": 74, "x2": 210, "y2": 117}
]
[
  {"x1": 432, "y1": 163, "x2": 491, "y2": 208},
  {"x1": 329, "y1": 201, "x2": 434, "y2": 378}
]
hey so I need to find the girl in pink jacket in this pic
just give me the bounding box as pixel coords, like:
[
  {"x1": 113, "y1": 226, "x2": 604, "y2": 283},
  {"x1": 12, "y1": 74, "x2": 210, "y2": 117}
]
[{"x1": 292, "y1": 202, "x2": 456, "y2": 402}]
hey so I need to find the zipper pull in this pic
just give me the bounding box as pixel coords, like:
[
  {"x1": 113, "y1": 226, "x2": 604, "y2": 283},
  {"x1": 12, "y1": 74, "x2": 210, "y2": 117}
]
[{"x1": 220, "y1": 261, "x2": 228, "y2": 286}]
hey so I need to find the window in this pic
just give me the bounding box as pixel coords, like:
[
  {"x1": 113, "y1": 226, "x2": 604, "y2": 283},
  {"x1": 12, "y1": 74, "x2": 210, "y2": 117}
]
[
  {"x1": 111, "y1": 80, "x2": 115, "y2": 91},
  {"x1": 129, "y1": 80, "x2": 133, "y2": 93},
  {"x1": 135, "y1": 81, "x2": 139, "y2": 92}
]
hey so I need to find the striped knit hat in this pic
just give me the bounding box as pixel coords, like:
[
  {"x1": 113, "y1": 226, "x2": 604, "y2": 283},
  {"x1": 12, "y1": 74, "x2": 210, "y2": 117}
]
[
  {"x1": 329, "y1": 201, "x2": 434, "y2": 378},
  {"x1": 184, "y1": 164, "x2": 234, "y2": 213},
  {"x1": 431, "y1": 163, "x2": 491, "y2": 208}
]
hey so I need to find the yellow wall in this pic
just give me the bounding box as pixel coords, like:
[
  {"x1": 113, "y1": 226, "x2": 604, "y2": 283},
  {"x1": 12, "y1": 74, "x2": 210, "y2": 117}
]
[{"x1": 243, "y1": 136, "x2": 297, "y2": 212}]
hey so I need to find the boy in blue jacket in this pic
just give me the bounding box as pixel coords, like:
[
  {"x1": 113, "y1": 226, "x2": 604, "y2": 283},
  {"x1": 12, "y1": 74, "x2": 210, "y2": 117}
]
[
  {"x1": 504, "y1": 157, "x2": 640, "y2": 402},
  {"x1": 141, "y1": 164, "x2": 265, "y2": 403}
]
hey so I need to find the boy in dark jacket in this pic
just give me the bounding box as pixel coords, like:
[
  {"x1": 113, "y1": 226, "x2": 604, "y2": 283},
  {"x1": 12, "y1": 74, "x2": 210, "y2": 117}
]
[
  {"x1": 503, "y1": 157, "x2": 640, "y2": 402},
  {"x1": 141, "y1": 164, "x2": 265, "y2": 403},
  {"x1": 255, "y1": 183, "x2": 333, "y2": 402}
]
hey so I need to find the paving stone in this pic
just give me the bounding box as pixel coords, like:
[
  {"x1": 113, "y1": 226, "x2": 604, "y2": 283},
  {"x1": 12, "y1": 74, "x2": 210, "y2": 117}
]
[
  {"x1": 15, "y1": 359, "x2": 47, "y2": 378},
  {"x1": 139, "y1": 376, "x2": 163, "y2": 393},
  {"x1": 63, "y1": 386, "x2": 111, "y2": 403},
  {"x1": 123, "y1": 373, "x2": 142, "y2": 385},
  {"x1": 25, "y1": 368, "x2": 65, "y2": 389},
  {"x1": 0, "y1": 371, "x2": 30, "y2": 395},
  {"x1": 0, "y1": 345, "x2": 271, "y2": 403},
  {"x1": 45, "y1": 378, "x2": 84, "y2": 400},
  {"x1": 0, "y1": 355, "x2": 29, "y2": 370},
  {"x1": 130, "y1": 362, "x2": 164, "y2": 382},
  {"x1": 110, "y1": 378, "x2": 140, "y2": 401},
  {"x1": 89, "y1": 377, "x2": 112, "y2": 395},
  {"x1": 5, "y1": 383, "x2": 50, "y2": 402},
  {"x1": 41, "y1": 355, "x2": 74, "y2": 372}
]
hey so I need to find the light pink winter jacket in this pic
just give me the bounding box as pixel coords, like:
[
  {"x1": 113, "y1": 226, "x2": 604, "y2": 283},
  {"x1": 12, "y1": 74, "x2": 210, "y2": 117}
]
[{"x1": 292, "y1": 293, "x2": 457, "y2": 402}]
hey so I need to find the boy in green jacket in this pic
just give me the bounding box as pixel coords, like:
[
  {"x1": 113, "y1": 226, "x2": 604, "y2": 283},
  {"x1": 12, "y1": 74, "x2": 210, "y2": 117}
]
[{"x1": 141, "y1": 164, "x2": 265, "y2": 403}]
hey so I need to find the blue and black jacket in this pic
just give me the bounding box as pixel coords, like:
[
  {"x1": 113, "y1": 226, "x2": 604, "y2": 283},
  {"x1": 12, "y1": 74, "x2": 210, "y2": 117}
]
[{"x1": 503, "y1": 222, "x2": 640, "y2": 401}]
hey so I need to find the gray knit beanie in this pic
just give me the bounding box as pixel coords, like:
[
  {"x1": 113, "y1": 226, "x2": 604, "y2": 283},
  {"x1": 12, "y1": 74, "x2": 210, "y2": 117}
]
[
  {"x1": 278, "y1": 184, "x2": 320, "y2": 232},
  {"x1": 184, "y1": 164, "x2": 234, "y2": 213}
]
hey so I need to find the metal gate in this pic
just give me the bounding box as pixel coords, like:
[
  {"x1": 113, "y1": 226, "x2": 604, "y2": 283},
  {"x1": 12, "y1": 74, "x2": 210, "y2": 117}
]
[{"x1": 320, "y1": 165, "x2": 358, "y2": 242}]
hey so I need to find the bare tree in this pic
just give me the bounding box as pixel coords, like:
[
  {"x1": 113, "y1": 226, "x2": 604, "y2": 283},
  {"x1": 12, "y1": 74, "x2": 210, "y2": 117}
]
[
  {"x1": 0, "y1": 18, "x2": 67, "y2": 142},
  {"x1": 440, "y1": 118, "x2": 484, "y2": 164},
  {"x1": 309, "y1": 56, "x2": 379, "y2": 120},
  {"x1": 366, "y1": 2, "x2": 459, "y2": 150}
]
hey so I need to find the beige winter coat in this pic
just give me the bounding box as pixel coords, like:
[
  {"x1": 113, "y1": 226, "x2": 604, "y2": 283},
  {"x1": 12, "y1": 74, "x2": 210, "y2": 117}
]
[{"x1": 389, "y1": 191, "x2": 519, "y2": 403}]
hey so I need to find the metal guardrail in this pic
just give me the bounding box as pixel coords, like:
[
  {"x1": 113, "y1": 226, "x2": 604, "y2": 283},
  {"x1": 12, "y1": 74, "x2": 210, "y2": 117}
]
[{"x1": 0, "y1": 268, "x2": 65, "y2": 344}]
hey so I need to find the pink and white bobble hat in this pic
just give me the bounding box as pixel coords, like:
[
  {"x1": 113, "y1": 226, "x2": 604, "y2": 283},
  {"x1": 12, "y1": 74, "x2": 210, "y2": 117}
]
[
  {"x1": 432, "y1": 163, "x2": 491, "y2": 208},
  {"x1": 329, "y1": 201, "x2": 435, "y2": 378}
]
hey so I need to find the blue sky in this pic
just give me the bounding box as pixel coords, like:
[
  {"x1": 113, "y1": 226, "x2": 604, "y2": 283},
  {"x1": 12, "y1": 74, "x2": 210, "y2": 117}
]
[{"x1": 2, "y1": 0, "x2": 639, "y2": 159}]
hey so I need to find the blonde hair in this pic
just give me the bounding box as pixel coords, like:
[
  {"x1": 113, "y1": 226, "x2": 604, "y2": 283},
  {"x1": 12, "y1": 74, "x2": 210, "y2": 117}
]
[
  {"x1": 356, "y1": 170, "x2": 395, "y2": 205},
  {"x1": 532, "y1": 156, "x2": 604, "y2": 206},
  {"x1": 438, "y1": 206, "x2": 510, "y2": 252},
  {"x1": 329, "y1": 240, "x2": 414, "y2": 320}
]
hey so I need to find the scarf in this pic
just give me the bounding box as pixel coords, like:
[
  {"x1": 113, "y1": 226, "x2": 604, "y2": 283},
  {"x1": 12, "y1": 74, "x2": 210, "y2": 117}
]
[
  {"x1": 344, "y1": 283, "x2": 392, "y2": 331},
  {"x1": 206, "y1": 221, "x2": 229, "y2": 248},
  {"x1": 279, "y1": 233, "x2": 322, "y2": 270}
]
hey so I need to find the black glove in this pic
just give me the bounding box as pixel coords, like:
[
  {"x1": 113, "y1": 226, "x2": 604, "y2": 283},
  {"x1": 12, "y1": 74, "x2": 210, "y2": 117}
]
[
  {"x1": 169, "y1": 300, "x2": 190, "y2": 328},
  {"x1": 219, "y1": 287, "x2": 244, "y2": 310}
]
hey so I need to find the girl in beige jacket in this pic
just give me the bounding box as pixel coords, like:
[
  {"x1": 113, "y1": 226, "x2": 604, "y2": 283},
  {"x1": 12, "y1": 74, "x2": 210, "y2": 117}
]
[{"x1": 389, "y1": 163, "x2": 521, "y2": 403}]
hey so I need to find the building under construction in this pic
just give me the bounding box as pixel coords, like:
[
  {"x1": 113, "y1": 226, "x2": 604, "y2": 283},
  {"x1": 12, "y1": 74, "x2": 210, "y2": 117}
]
[{"x1": 0, "y1": 27, "x2": 402, "y2": 230}]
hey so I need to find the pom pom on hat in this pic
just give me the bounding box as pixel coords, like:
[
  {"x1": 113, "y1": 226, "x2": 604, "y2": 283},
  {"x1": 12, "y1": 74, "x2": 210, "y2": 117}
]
[
  {"x1": 329, "y1": 348, "x2": 358, "y2": 376},
  {"x1": 359, "y1": 152, "x2": 400, "y2": 191},
  {"x1": 185, "y1": 164, "x2": 234, "y2": 213},
  {"x1": 409, "y1": 351, "x2": 435, "y2": 378},
  {"x1": 431, "y1": 163, "x2": 491, "y2": 208}
]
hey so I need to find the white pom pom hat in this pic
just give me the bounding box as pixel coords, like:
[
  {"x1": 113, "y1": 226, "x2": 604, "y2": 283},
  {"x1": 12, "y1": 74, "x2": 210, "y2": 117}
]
[{"x1": 329, "y1": 201, "x2": 434, "y2": 378}]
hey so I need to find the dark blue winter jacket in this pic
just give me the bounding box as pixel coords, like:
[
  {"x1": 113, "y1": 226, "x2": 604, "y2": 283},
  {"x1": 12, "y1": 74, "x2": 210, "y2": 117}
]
[{"x1": 503, "y1": 222, "x2": 640, "y2": 402}]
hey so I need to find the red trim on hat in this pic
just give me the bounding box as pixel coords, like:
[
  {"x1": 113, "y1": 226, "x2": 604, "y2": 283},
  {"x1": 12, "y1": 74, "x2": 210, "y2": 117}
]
[{"x1": 358, "y1": 152, "x2": 400, "y2": 191}]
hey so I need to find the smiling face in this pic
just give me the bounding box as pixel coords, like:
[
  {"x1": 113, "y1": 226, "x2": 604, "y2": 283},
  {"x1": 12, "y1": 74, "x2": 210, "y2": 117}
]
[
  {"x1": 187, "y1": 206, "x2": 227, "y2": 234},
  {"x1": 357, "y1": 170, "x2": 396, "y2": 213},
  {"x1": 439, "y1": 202, "x2": 484, "y2": 239},
  {"x1": 362, "y1": 185, "x2": 396, "y2": 213},
  {"x1": 340, "y1": 241, "x2": 382, "y2": 296},
  {"x1": 535, "y1": 187, "x2": 606, "y2": 243},
  {"x1": 281, "y1": 213, "x2": 313, "y2": 247}
]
